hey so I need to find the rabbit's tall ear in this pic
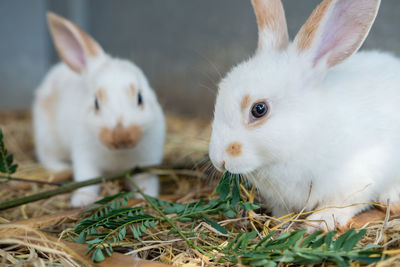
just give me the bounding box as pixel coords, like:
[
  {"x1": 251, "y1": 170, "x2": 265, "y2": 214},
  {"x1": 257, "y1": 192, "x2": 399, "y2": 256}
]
[
  {"x1": 294, "y1": 0, "x2": 381, "y2": 69},
  {"x1": 251, "y1": 0, "x2": 289, "y2": 51},
  {"x1": 47, "y1": 12, "x2": 105, "y2": 74}
]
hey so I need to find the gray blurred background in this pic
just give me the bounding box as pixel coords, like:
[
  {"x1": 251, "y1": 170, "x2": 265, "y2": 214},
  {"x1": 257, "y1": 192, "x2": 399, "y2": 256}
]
[{"x1": 1, "y1": 0, "x2": 400, "y2": 118}]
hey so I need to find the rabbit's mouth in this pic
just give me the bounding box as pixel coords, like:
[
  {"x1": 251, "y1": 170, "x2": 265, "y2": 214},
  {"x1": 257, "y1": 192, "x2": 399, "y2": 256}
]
[
  {"x1": 215, "y1": 159, "x2": 259, "y2": 175},
  {"x1": 99, "y1": 124, "x2": 142, "y2": 150},
  {"x1": 226, "y1": 166, "x2": 258, "y2": 175},
  {"x1": 210, "y1": 144, "x2": 262, "y2": 175}
]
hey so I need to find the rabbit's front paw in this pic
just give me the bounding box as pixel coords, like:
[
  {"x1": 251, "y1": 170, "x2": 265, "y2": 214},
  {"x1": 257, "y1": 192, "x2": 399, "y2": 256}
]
[
  {"x1": 70, "y1": 189, "x2": 98, "y2": 207},
  {"x1": 127, "y1": 173, "x2": 159, "y2": 198},
  {"x1": 305, "y1": 208, "x2": 352, "y2": 233}
]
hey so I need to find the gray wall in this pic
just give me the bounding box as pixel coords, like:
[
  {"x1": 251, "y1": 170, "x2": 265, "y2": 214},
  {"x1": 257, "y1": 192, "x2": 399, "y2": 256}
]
[
  {"x1": 0, "y1": 0, "x2": 48, "y2": 111},
  {"x1": 1, "y1": 0, "x2": 400, "y2": 118}
]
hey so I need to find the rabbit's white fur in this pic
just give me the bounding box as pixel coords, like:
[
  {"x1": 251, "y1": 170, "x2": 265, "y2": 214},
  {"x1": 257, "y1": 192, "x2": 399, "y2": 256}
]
[
  {"x1": 33, "y1": 13, "x2": 165, "y2": 207},
  {"x1": 209, "y1": 0, "x2": 399, "y2": 231}
]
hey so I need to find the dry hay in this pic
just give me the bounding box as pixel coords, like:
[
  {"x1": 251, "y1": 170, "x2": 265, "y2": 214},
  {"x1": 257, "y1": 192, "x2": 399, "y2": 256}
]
[{"x1": 0, "y1": 112, "x2": 400, "y2": 266}]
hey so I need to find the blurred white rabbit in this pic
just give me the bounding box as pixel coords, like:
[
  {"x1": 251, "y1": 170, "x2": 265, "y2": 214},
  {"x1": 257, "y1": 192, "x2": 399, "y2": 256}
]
[
  {"x1": 209, "y1": 0, "x2": 400, "y2": 231},
  {"x1": 33, "y1": 12, "x2": 165, "y2": 207}
]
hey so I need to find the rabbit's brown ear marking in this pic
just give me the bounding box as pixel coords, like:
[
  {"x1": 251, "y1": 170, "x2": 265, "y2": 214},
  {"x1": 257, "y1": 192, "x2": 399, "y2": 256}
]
[
  {"x1": 251, "y1": 0, "x2": 289, "y2": 50},
  {"x1": 96, "y1": 88, "x2": 107, "y2": 102},
  {"x1": 296, "y1": 0, "x2": 332, "y2": 52},
  {"x1": 47, "y1": 12, "x2": 104, "y2": 73},
  {"x1": 226, "y1": 142, "x2": 243, "y2": 157},
  {"x1": 241, "y1": 94, "x2": 251, "y2": 111}
]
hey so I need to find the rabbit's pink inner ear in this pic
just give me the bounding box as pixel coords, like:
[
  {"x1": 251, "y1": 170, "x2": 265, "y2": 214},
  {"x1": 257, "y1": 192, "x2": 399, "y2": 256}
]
[
  {"x1": 251, "y1": 0, "x2": 289, "y2": 51},
  {"x1": 52, "y1": 23, "x2": 87, "y2": 73},
  {"x1": 295, "y1": 0, "x2": 380, "y2": 68},
  {"x1": 75, "y1": 26, "x2": 103, "y2": 59},
  {"x1": 47, "y1": 12, "x2": 104, "y2": 74}
]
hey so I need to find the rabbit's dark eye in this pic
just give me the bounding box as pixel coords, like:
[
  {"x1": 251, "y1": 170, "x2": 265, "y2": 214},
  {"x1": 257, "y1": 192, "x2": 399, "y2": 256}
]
[
  {"x1": 251, "y1": 102, "x2": 268, "y2": 119},
  {"x1": 94, "y1": 97, "x2": 100, "y2": 111},
  {"x1": 138, "y1": 92, "x2": 143, "y2": 106}
]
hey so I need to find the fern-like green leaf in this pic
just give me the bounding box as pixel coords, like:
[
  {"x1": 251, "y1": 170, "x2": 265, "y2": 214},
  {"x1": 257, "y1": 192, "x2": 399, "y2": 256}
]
[
  {"x1": 0, "y1": 129, "x2": 18, "y2": 176},
  {"x1": 92, "y1": 248, "x2": 105, "y2": 262},
  {"x1": 74, "y1": 192, "x2": 159, "y2": 262},
  {"x1": 202, "y1": 214, "x2": 228, "y2": 234},
  {"x1": 221, "y1": 228, "x2": 384, "y2": 266},
  {"x1": 72, "y1": 172, "x2": 386, "y2": 265}
]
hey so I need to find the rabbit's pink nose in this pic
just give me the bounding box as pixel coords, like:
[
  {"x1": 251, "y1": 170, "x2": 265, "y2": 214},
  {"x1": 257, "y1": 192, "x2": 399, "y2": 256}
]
[
  {"x1": 99, "y1": 123, "x2": 142, "y2": 150},
  {"x1": 226, "y1": 142, "x2": 242, "y2": 157}
]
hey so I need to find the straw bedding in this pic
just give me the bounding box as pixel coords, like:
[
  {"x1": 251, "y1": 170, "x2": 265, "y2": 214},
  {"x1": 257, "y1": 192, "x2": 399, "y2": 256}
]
[{"x1": 0, "y1": 112, "x2": 399, "y2": 266}]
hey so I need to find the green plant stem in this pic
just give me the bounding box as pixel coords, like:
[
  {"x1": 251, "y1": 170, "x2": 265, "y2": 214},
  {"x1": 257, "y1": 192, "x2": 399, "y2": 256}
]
[
  {"x1": 0, "y1": 170, "x2": 131, "y2": 211},
  {"x1": 127, "y1": 176, "x2": 212, "y2": 257},
  {"x1": 0, "y1": 162, "x2": 197, "y2": 211},
  {"x1": 0, "y1": 176, "x2": 62, "y2": 186}
]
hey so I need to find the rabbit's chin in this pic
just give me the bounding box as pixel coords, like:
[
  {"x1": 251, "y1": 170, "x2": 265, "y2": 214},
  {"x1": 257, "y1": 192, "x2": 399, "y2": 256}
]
[
  {"x1": 223, "y1": 162, "x2": 261, "y2": 176},
  {"x1": 226, "y1": 167, "x2": 257, "y2": 175},
  {"x1": 211, "y1": 155, "x2": 265, "y2": 175}
]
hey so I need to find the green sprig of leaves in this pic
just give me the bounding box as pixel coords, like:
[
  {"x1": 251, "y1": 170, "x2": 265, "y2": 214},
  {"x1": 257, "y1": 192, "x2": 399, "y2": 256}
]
[
  {"x1": 74, "y1": 192, "x2": 157, "y2": 262},
  {"x1": 73, "y1": 172, "x2": 384, "y2": 265},
  {"x1": 219, "y1": 228, "x2": 384, "y2": 266},
  {"x1": 148, "y1": 172, "x2": 259, "y2": 234},
  {"x1": 73, "y1": 172, "x2": 259, "y2": 261},
  {"x1": 0, "y1": 129, "x2": 18, "y2": 177}
]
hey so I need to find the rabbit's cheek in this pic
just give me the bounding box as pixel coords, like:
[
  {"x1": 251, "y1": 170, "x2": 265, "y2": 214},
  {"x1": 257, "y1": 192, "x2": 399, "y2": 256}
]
[
  {"x1": 220, "y1": 142, "x2": 258, "y2": 174},
  {"x1": 209, "y1": 144, "x2": 225, "y2": 172},
  {"x1": 99, "y1": 124, "x2": 142, "y2": 150}
]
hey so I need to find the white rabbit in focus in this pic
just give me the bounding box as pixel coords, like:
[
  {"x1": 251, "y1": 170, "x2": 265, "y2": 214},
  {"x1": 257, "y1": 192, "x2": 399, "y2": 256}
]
[{"x1": 209, "y1": 0, "x2": 400, "y2": 231}]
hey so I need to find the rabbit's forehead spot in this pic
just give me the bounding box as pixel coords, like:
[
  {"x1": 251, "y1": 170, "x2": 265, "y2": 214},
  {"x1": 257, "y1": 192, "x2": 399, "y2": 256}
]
[
  {"x1": 241, "y1": 94, "x2": 251, "y2": 111},
  {"x1": 96, "y1": 88, "x2": 107, "y2": 102},
  {"x1": 128, "y1": 83, "x2": 140, "y2": 99},
  {"x1": 129, "y1": 83, "x2": 137, "y2": 94},
  {"x1": 128, "y1": 83, "x2": 145, "y2": 108}
]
